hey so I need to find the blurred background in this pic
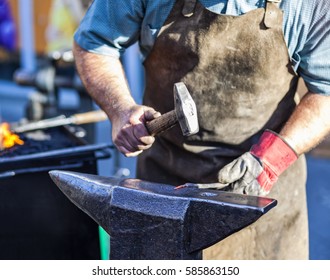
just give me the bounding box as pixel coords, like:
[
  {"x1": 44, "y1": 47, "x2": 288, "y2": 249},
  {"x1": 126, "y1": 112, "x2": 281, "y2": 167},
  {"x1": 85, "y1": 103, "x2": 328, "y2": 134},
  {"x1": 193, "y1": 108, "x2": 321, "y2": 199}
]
[{"x1": 0, "y1": 0, "x2": 329, "y2": 260}]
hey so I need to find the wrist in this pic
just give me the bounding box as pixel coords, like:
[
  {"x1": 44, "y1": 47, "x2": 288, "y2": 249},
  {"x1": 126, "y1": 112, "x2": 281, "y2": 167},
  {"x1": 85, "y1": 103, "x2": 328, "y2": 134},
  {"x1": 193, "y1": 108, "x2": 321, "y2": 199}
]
[{"x1": 106, "y1": 97, "x2": 136, "y2": 123}]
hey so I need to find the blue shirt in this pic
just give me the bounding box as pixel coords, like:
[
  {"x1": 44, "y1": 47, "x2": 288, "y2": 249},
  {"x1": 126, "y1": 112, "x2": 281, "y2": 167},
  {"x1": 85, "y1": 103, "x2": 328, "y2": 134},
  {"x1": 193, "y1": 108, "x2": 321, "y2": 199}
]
[{"x1": 74, "y1": 0, "x2": 330, "y2": 95}]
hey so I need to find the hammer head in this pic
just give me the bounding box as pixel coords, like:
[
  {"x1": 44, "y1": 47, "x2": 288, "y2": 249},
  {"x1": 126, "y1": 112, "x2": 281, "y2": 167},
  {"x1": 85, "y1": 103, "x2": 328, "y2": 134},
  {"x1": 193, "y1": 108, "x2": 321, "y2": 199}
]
[{"x1": 174, "y1": 82, "x2": 199, "y2": 136}]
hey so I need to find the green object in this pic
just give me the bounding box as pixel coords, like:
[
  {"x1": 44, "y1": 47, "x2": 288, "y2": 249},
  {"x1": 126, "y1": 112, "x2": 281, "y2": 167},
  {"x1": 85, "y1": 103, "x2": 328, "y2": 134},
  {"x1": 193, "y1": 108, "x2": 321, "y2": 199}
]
[{"x1": 98, "y1": 226, "x2": 110, "y2": 260}]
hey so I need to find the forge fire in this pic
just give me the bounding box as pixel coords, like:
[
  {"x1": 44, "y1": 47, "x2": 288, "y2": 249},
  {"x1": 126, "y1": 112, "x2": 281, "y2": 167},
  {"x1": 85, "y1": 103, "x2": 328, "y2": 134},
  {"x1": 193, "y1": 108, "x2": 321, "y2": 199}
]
[{"x1": 0, "y1": 122, "x2": 24, "y2": 150}]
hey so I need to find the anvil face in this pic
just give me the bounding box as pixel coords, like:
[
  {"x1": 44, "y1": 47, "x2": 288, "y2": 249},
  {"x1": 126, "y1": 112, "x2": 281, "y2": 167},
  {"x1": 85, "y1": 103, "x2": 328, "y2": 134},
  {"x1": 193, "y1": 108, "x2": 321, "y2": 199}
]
[{"x1": 49, "y1": 170, "x2": 277, "y2": 260}]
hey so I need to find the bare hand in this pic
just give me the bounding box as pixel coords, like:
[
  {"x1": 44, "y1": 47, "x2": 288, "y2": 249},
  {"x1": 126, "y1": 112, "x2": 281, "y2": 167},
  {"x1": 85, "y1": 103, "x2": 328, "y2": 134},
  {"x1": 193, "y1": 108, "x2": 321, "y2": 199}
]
[{"x1": 112, "y1": 105, "x2": 161, "y2": 157}]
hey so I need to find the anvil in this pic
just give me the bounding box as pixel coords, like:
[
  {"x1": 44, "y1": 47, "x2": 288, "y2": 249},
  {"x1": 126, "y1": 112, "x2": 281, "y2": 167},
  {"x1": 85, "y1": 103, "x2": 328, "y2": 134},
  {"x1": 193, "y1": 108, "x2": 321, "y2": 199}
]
[{"x1": 49, "y1": 170, "x2": 277, "y2": 260}]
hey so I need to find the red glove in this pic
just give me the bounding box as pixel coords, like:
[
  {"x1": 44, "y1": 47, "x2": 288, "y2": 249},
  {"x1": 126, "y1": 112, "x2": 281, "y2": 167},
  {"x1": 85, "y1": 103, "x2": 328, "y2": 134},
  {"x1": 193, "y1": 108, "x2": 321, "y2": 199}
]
[
  {"x1": 178, "y1": 130, "x2": 298, "y2": 196},
  {"x1": 248, "y1": 130, "x2": 298, "y2": 194}
]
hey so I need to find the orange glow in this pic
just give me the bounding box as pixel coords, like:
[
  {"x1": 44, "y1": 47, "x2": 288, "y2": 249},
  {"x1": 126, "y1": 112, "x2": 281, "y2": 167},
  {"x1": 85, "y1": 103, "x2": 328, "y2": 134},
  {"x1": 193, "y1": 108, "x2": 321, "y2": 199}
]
[{"x1": 0, "y1": 122, "x2": 24, "y2": 149}]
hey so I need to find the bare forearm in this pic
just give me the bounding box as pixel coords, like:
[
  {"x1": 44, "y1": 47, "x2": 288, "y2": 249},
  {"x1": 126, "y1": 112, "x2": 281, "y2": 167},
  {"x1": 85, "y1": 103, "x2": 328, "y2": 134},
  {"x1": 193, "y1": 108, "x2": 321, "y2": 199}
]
[
  {"x1": 72, "y1": 41, "x2": 135, "y2": 122},
  {"x1": 280, "y1": 92, "x2": 330, "y2": 155},
  {"x1": 73, "y1": 41, "x2": 160, "y2": 157}
]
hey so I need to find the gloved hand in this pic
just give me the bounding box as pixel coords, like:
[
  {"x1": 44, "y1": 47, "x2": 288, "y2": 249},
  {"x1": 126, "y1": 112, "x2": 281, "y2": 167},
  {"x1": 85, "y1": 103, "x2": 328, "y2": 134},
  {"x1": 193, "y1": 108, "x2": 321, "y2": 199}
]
[{"x1": 177, "y1": 130, "x2": 298, "y2": 196}]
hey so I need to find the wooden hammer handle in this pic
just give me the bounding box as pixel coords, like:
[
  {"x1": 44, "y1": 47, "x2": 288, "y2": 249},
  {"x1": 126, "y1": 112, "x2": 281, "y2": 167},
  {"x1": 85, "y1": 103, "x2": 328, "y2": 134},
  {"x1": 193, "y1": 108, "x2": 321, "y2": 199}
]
[
  {"x1": 72, "y1": 110, "x2": 108, "y2": 125},
  {"x1": 146, "y1": 110, "x2": 178, "y2": 136}
]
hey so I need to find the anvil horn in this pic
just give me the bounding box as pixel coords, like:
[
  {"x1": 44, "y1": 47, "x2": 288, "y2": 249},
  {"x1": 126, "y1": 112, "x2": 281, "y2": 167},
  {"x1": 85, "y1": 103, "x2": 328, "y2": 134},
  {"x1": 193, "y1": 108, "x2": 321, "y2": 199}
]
[{"x1": 49, "y1": 170, "x2": 277, "y2": 260}]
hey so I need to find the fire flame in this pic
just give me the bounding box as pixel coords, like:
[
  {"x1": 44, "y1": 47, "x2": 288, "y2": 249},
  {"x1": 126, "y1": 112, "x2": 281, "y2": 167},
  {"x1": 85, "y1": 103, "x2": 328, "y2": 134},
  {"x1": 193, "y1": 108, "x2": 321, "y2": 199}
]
[{"x1": 0, "y1": 122, "x2": 24, "y2": 149}]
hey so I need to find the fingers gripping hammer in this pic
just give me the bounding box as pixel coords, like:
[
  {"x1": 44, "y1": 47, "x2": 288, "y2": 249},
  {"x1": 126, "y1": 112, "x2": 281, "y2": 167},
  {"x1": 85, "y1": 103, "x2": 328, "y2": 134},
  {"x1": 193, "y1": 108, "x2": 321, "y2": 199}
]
[{"x1": 145, "y1": 82, "x2": 199, "y2": 136}]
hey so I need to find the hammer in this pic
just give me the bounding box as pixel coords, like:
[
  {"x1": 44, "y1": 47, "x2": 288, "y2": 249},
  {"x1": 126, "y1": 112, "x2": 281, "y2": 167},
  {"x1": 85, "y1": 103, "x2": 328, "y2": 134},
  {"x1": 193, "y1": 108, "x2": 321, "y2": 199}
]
[{"x1": 145, "y1": 82, "x2": 199, "y2": 136}]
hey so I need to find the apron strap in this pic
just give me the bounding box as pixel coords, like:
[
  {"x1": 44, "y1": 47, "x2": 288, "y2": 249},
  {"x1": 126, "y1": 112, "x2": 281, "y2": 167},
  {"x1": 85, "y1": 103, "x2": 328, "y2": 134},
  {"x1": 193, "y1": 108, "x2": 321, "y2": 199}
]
[
  {"x1": 182, "y1": 0, "x2": 197, "y2": 17},
  {"x1": 264, "y1": 0, "x2": 282, "y2": 29}
]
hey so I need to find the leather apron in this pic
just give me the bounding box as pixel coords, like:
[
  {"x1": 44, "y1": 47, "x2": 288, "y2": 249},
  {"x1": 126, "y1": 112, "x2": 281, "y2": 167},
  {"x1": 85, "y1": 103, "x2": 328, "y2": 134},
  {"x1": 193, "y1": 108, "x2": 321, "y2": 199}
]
[{"x1": 138, "y1": 0, "x2": 309, "y2": 259}]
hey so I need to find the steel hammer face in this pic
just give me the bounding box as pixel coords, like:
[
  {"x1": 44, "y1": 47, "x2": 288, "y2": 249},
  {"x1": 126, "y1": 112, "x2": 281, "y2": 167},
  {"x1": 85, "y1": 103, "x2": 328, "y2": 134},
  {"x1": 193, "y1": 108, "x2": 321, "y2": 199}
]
[{"x1": 174, "y1": 82, "x2": 199, "y2": 136}]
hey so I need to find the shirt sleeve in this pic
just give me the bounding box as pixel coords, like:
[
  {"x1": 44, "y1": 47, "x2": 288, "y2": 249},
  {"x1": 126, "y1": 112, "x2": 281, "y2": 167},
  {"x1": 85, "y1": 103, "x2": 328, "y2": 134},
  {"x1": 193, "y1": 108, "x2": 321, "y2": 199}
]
[
  {"x1": 297, "y1": 1, "x2": 330, "y2": 95},
  {"x1": 74, "y1": 0, "x2": 145, "y2": 58}
]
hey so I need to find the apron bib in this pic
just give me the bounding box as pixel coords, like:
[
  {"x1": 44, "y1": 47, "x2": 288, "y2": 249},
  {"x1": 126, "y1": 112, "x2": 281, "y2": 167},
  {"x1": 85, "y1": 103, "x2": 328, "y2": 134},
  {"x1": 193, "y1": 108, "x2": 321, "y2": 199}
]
[{"x1": 138, "y1": 0, "x2": 308, "y2": 259}]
